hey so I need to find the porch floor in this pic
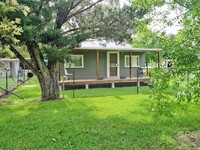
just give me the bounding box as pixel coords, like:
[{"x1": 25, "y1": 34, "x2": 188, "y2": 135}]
[{"x1": 59, "y1": 77, "x2": 150, "y2": 87}]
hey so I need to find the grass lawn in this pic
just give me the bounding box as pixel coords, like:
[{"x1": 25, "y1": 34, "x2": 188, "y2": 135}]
[{"x1": 0, "y1": 77, "x2": 200, "y2": 149}]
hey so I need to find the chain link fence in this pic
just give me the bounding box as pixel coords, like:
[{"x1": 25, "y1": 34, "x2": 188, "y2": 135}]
[{"x1": 0, "y1": 69, "x2": 30, "y2": 97}]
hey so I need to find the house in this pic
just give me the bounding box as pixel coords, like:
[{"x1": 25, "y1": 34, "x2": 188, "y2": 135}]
[{"x1": 59, "y1": 40, "x2": 161, "y2": 88}]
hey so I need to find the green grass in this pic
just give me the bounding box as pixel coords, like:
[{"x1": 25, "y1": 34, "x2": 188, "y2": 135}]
[
  {"x1": 3, "y1": 77, "x2": 150, "y2": 104},
  {"x1": 64, "y1": 86, "x2": 149, "y2": 98},
  {"x1": 0, "y1": 77, "x2": 200, "y2": 149},
  {"x1": 1, "y1": 77, "x2": 41, "y2": 104}
]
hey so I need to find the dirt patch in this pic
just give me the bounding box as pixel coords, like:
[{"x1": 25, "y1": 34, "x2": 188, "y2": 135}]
[
  {"x1": 0, "y1": 99, "x2": 4, "y2": 105},
  {"x1": 177, "y1": 131, "x2": 200, "y2": 150}
]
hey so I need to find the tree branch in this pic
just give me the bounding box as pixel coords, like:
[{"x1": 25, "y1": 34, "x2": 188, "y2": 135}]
[
  {"x1": 0, "y1": 38, "x2": 35, "y2": 71},
  {"x1": 56, "y1": 0, "x2": 103, "y2": 29},
  {"x1": 36, "y1": 0, "x2": 44, "y2": 16},
  {"x1": 62, "y1": 27, "x2": 80, "y2": 34},
  {"x1": 56, "y1": 0, "x2": 83, "y2": 28},
  {"x1": 71, "y1": 0, "x2": 83, "y2": 10},
  {"x1": 67, "y1": 0, "x2": 103, "y2": 20},
  {"x1": 173, "y1": 0, "x2": 189, "y2": 10},
  {"x1": 63, "y1": 0, "x2": 77, "y2": 22},
  {"x1": 9, "y1": 45, "x2": 35, "y2": 71}
]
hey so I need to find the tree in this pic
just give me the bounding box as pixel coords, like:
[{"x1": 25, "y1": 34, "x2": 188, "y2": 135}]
[
  {"x1": 0, "y1": 0, "x2": 147, "y2": 100},
  {"x1": 166, "y1": 0, "x2": 200, "y2": 102},
  {"x1": 131, "y1": 26, "x2": 170, "y2": 64},
  {"x1": 135, "y1": 0, "x2": 200, "y2": 114},
  {"x1": 130, "y1": 0, "x2": 199, "y2": 115}
]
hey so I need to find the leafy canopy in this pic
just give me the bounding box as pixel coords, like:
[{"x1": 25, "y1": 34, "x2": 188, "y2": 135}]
[
  {"x1": 131, "y1": 0, "x2": 200, "y2": 115},
  {"x1": 9, "y1": 0, "x2": 146, "y2": 63},
  {"x1": 0, "y1": 0, "x2": 29, "y2": 58}
]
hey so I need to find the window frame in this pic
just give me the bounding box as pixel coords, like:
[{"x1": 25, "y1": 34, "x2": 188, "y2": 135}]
[
  {"x1": 65, "y1": 55, "x2": 84, "y2": 68},
  {"x1": 124, "y1": 55, "x2": 140, "y2": 67}
]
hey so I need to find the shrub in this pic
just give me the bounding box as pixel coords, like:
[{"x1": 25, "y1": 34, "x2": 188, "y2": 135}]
[{"x1": 27, "y1": 72, "x2": 33, "y2": 78}]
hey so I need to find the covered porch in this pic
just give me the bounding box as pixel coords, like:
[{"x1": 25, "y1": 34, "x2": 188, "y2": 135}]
[{"x1": 59, "y1": 75, "x2": 150, "y2": 90}]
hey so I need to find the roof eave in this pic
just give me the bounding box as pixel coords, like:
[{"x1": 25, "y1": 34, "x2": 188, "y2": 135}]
[{"x1": 73, "y1": 47, "x2": 162, "y2": 52}]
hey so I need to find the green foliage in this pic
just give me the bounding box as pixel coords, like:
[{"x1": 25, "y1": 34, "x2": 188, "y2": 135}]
[
  {"x1": 40, "y1": 29, "x2": 63, "y2": 45},
  {"x1": 131, "y1": 26, "x2": 175, "y2": 63},
  {"x1": 0, "y1": 45, "x2": 14, "y2": 58},
  {"x1": 0, "y1": 0, "x2": 30, "y2": 55},
  {"x1": 73, "y1": 30, "x2": 92, "y2": 44},
  {"x1": 22, "y1": 26, "x2": 37, "y2": 42},
  {"x1": 133, "y1": 0, "x2": 200, "y2": 114},
  {"x1": 132, "y1": 28, "x2": 162, "y2": 62},
  {"x1": 0, "y1": 15, "x2": 23, "y2": 44},
  {"x1": 40, "y1": 29, "x2": 79, "y2": 47},
  {"x1": 16, "y1": 0, "x2": 144, "y2": 63},
  {"x1": 39, "y1": 28, "x2": 80, "y2": 62},
  {"x1": 165, "y1": 0, "x2": 200, "y2": 104},
  {"x1": 23, "y1": 13, "x2": 42, "y2": 26},
  {"x1": 132, "y1": 0, "x2": 165, "y2": 10},
  {"x1": 0, "y1": 2, "x2": 16, "y2": 18},
  {"x1": 149, "y1": 68, "x2": 174, "y2": 116},
  {"x1": 41, "y1": 45, "x2": 70, "y2": 62}
]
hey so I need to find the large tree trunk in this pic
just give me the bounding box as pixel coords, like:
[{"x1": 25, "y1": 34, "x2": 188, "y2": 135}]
[
  {"x1": 33, "y1": 59, "x2": 60, "y2": 101},
  {"x1": 37, "y1": 69, "x2": 60, "y2": 101},
  {"x1": 25, "y1": 42, "x2": 60, "y2": 101}
]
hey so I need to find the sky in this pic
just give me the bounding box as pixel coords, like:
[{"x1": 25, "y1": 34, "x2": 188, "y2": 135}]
[
  {"x1": 119, "y1": 0, "x2": 184, "y2": 35},
  {"x1": 149, "y1": 4, "x2": 185, "y2": 35},
  {"x1": 119, "y1": 0, "x2": 131, "y2": 6}
]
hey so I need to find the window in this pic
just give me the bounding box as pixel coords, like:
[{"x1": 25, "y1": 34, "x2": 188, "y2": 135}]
[
  {"x1": 65, "y1": 55, "x2": 84, "y2": 68},
  {"x1": 125, "y1": 55, "x2": 140, "y2": 67}
]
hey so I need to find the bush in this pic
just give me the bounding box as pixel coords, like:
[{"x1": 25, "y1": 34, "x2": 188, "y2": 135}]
[{"x1": 27, "y1": 72, "x2": 33, "y2": 78}]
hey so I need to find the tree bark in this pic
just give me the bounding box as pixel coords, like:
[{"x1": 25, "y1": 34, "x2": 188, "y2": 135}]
[
  {"x1": 25, "y1": 42, "x2": 60, "y2": 101},
  {"x1": 37, "y1": 68, "x2": 60, "y2": 101}
]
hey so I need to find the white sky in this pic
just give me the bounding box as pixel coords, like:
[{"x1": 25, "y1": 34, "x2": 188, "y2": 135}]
[
  {"x1": 119, "y1": 0, "x2": 184, "y2": 35},
  {"x1": 119, "y1": 0, "x2": 131, "y2": 6},
  {"x1": 149, "y1": 4, "x2": 185, "y2": 35}
]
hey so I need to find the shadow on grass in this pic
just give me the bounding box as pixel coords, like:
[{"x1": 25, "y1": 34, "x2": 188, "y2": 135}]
[
  {"x1": 64, "y1": 86, "x2": 150, "y2": 99},
  {"x1": 1, "y1": 98, "x2": 200, "y2": 149}
]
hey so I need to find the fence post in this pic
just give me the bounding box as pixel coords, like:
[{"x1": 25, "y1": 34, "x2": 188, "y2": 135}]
[
  {"x1": 137, "y1": 67, "x2": 139, "y2": 94},
  {"x1": 5, "y1": 70, "x2": 8, "y2": 95},
  {"x1": 72, "y1": 69, "x2": 75, "y2": 98},
  {"x1": 62, "y1": 76, "x2": 65, "y2": 99},
  {"x1": 23, "y1": 70, "x2": 25, "y2": 82}
]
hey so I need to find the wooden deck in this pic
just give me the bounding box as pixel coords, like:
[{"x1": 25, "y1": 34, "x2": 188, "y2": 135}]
[{"x1": 59, "y1": 77, "x2": 150, "y2": 89}]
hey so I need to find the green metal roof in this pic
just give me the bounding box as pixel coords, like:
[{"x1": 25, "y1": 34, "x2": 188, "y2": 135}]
[
  {"x1": 73, "y1": 40, "x2": 162, "y2": 52},
  {"x1": 73, "y1": 47, "x2": 162, "y2": 52}
]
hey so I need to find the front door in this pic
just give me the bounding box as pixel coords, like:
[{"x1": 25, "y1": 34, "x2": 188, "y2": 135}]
[{"x1": 108, "y1": 52, "x2": 119, "y2": 78}]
